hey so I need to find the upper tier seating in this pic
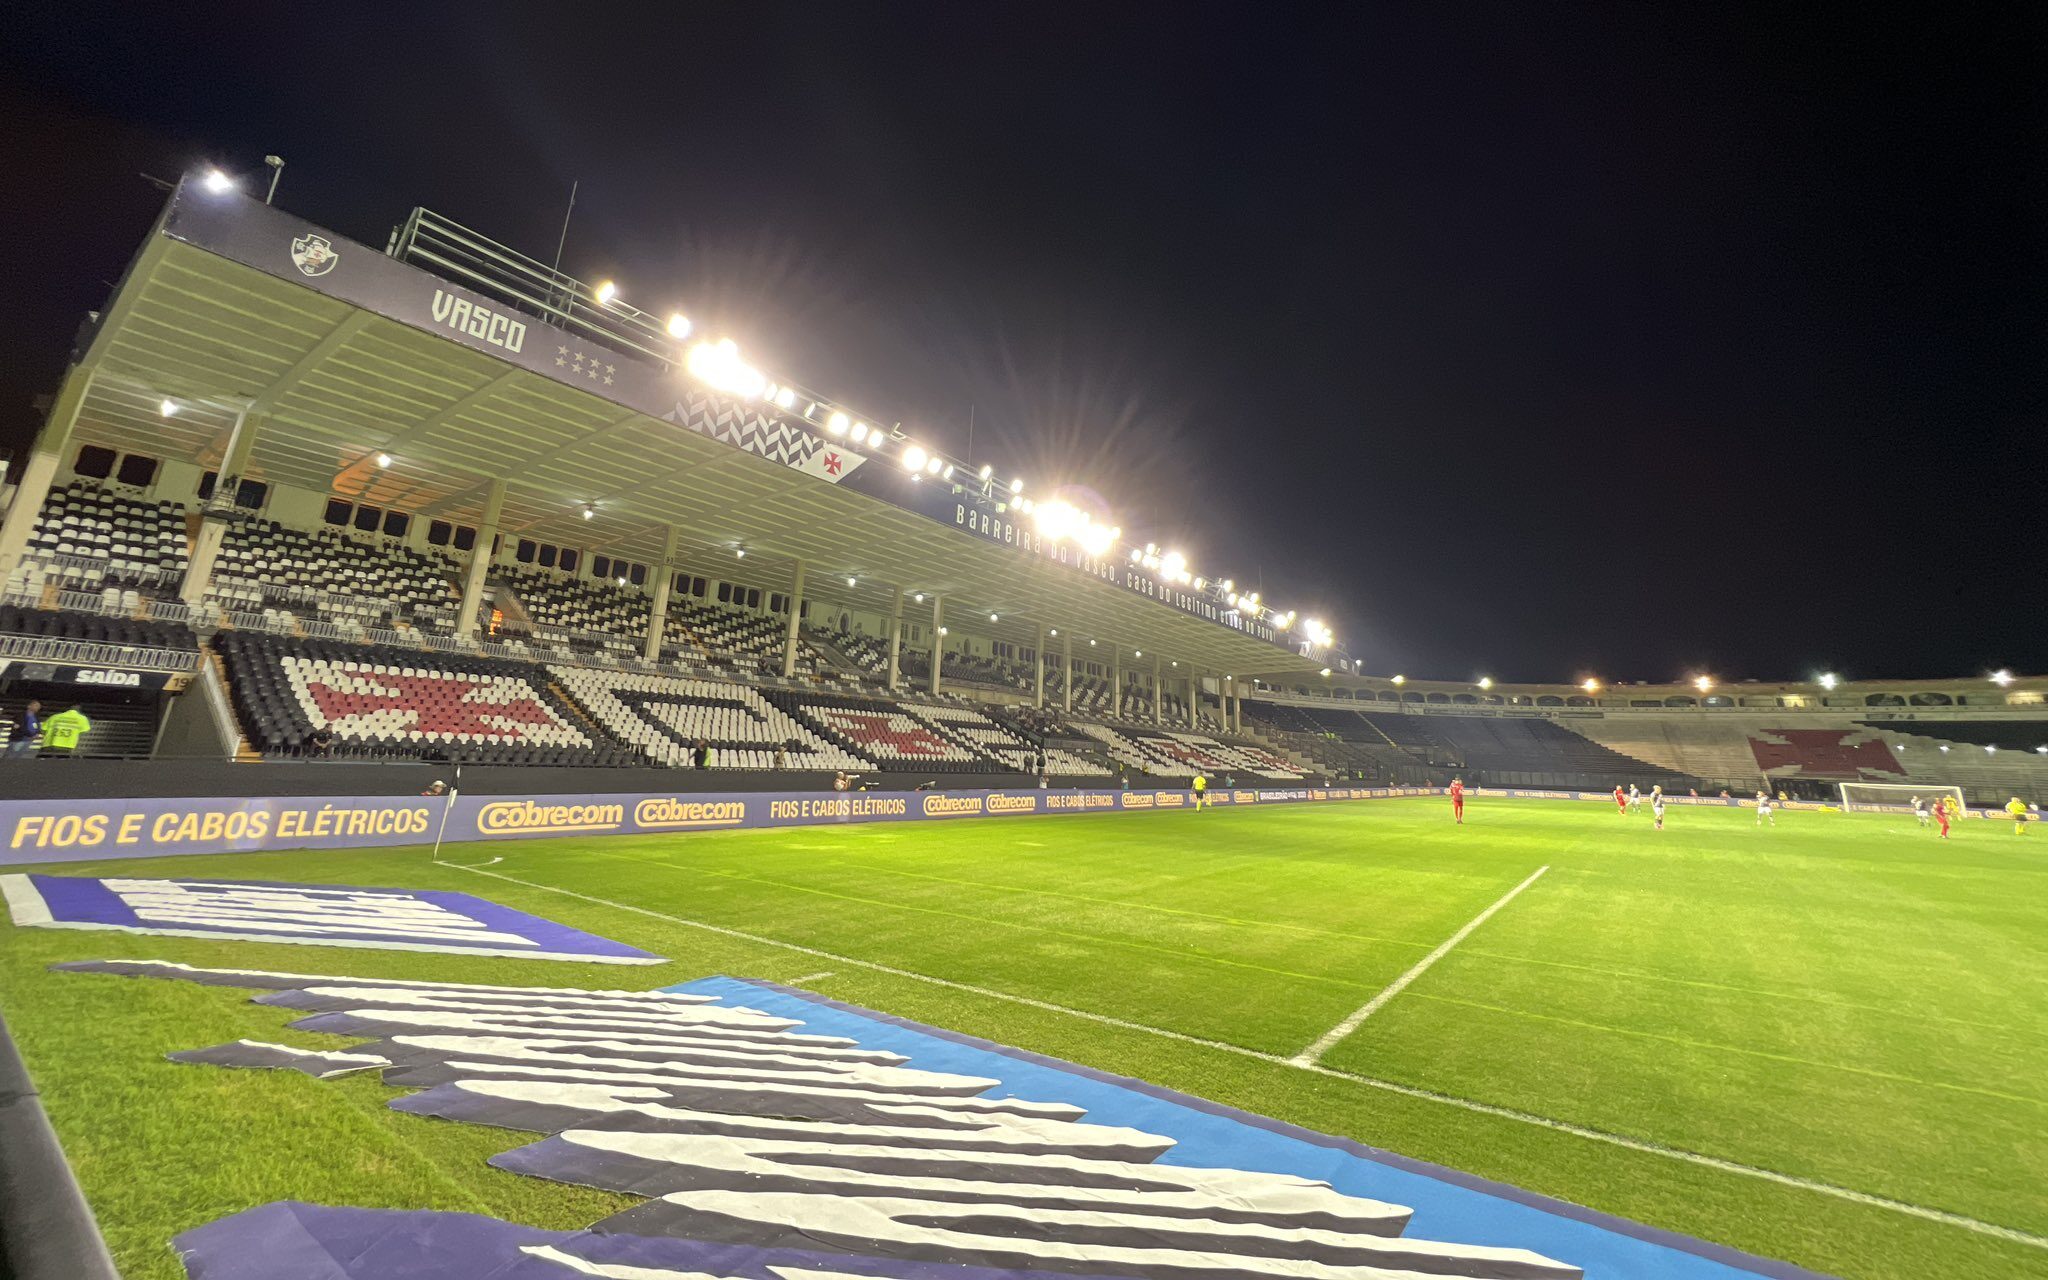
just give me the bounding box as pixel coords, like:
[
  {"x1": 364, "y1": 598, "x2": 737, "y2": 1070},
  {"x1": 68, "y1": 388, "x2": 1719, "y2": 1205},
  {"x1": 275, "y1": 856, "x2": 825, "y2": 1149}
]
[
  {"x1": 216, "y1": 631, "x2": 624, "y2": 765},
  {"x1": 1747, "y1": 728, "x2": 1905, "y2": 779},
  {"x1": 9, "y1": 481, "x2": 190, "y2": 592},
  {"x1": 501, "y1": 567, "x2": 650, "y2": 642},
  {"x1": 1378, "y1": 713, "x2": 1674, "y2": 782},
  {"x1": 918, "y1": 703, "x2": 1110, "y2": 776},
  {"x1": 213, "y1": 522, "x2": 457, "y2": 628},
  {"x1": 548, "y1": 666, "x2": 865, "y2": 770}
]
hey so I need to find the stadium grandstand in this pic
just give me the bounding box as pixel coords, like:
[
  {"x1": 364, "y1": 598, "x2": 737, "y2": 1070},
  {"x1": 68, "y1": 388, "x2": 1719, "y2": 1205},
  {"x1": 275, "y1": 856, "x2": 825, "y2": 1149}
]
[{"x1": 0, "y1": 172, "x2": 2042, "y2": 806}]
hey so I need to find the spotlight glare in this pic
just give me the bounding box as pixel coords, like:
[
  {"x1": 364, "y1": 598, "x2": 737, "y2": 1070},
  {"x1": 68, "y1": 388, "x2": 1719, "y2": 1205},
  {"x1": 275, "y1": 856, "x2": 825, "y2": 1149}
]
[
  {"x1": 827, "y1": 412, "x2": 850, "y2": 435},
  {"x1": 1392, "y1": 675, "x2": 1406, "y2": 685},
  {"x1": 1478, "y1": 677, "x2": 1494, "y2": 690},
  {"x1": 978, "y1": 463, "x2": 993, "y2": 481},
  {"x1": 735, "y1": 548, "x2": 746, "y2": 558},
  {"x1": 989, "y1": 613, "x2": 999, "y2": 622},
  {"x1": 159, "y1": 398, "x2": 178, "y2": 418},
  {"x1": 1010, "y1": 477, "x2": 1024, "y2": 495},
  {"x1": 580, "y1": 506, "x2": 595, "y2": 521},
  {"x1": 666, "y1": 312, "x2": 693, "y2": 339},
  {"x1": 595, "y1": 280, "x2": 619, "y2": 305},
  {"x1": 851, "y1": 422, "x2": 869, "y2": 444},
  {"x1": 925, "y1": 456, "x2": 943, "y2": 476},
  {"x1": 1818, "y1": 672, "x2": 1839, "y2": 690},
  {"x1": 374, "y1": 452, "x2": 392, "y2": 468},
  {"x1": 201, "y1": 168, "x2": 234, "y2": 194},
  {"x1": 1990, "y1": 668, "x2": 2015, "y2": 686},
  {"x1": 1693, "y1": 674, "x2": 1713, "y2": 692},
  {"x1": 1582, "y1": 678, "x2": 1600, "y2": 692},
  {"x1": 774, "y1": 386, "x2": 797, "y2": 409},
  {"x1": 902, "y1": 445, "x2": 928, "y2": 473},
  {"x1": 684, "y1": 338, "x2": 767, "y2": 399}
]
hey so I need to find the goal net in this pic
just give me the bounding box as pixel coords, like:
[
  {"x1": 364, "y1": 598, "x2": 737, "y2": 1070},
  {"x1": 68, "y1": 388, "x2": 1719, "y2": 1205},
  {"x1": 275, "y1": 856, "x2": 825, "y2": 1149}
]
[{"x1": 1837, "y1": 782, "x2": 1963, "y2": 815}]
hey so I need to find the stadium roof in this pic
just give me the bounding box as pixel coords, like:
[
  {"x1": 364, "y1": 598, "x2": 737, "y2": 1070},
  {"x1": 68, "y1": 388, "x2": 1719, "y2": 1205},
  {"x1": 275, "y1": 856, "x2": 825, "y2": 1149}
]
[{"x1": 64, "y1": 177, "x2": 1338, "y2": 679}]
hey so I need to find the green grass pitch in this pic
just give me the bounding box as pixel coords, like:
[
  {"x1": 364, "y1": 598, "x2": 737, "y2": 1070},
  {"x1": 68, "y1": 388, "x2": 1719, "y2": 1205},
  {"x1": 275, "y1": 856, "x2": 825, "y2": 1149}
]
[{"x1": 0, "y1": 795, "x2": 2042, "y2": 1280}]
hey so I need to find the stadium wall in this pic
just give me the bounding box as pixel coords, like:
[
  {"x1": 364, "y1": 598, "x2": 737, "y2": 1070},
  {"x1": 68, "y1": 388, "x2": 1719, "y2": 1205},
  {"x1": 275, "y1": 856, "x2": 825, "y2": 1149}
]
[{"x1": 0, "y1": 786, "x2": 1432, "y2": 866}]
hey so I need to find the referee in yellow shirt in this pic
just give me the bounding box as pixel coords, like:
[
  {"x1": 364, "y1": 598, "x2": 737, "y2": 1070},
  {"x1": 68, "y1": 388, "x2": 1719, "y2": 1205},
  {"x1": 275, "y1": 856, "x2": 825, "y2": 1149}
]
[{"x1": 2008, "y1": 797, "x2": 2032, "y2": 833}]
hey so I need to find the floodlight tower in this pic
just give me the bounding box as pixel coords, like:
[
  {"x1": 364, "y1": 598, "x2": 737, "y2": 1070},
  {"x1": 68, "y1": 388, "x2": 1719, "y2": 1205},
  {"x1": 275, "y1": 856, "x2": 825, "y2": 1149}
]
[{"x1": 263, "y1": 155, "x2": 285, "y2": 205}]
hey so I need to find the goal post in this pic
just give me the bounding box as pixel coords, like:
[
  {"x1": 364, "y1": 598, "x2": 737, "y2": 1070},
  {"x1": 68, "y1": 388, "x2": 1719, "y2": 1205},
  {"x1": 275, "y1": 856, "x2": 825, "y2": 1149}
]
[{"x1": 1837, "y1": 781, "x2": 1963, "y2": 815}]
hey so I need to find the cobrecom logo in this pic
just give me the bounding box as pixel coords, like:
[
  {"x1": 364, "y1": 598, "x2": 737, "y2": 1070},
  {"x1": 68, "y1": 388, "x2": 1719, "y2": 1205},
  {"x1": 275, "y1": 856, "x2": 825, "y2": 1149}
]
[
  {"x1": 476, "y1": 801, "x2": 623, "y2": 836},
  {"x1": 632, "y1": 798, "x2": 746, "y2": 829}
]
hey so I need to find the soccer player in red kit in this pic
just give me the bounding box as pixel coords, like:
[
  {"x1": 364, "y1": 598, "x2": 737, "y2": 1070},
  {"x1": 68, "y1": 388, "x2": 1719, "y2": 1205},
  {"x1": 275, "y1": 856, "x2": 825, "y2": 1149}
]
[
  {"x1": 1450, "y1": 777, "x2": 1466, "y2": 824},
  {"x1": 1934, "y1": 801, "x2": 1951, "y2": 840},
  {"x1": 1613, "y1": 784, "x2": 1626, "y2": 814}
]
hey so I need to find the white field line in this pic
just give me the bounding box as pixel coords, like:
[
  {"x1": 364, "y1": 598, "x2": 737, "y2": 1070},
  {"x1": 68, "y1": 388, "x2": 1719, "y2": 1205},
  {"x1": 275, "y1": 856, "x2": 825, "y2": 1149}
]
[
  {"x1": 1290, "y1": 865, "x2": 1550, "y2": 1067},
  {"x1": 789, "y1": 971, "x2": 837, "y2": 984},
  {"x1": 440, "y1": 859, "x2": 2047, "y2": 1253}
]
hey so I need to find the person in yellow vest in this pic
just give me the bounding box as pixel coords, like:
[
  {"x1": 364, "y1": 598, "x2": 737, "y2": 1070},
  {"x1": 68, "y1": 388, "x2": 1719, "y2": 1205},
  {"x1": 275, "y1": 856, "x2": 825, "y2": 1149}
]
[
  {"x1": 2008, "y1": 797, "x2": 2032, "y2": 833},
  {"x1": 1191, "y1": 772, "x2": 1208, "y2": 810},
  {"x1": 37, "y1": 705, "x2": 91, "y2": 757}
]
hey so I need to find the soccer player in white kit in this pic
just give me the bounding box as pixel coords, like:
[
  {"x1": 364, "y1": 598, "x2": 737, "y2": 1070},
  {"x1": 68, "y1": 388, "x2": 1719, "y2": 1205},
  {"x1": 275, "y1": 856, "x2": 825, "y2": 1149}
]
[
  {"x1": 1628, "y1": 784, "x2": 1641, "y2": 812},
  {"x1": 1912, "y1": 795, "x2": 1929, "y2": 827},
  {"x1": 1755, "y1": 791, "x2": 1775, "y2": 826}
]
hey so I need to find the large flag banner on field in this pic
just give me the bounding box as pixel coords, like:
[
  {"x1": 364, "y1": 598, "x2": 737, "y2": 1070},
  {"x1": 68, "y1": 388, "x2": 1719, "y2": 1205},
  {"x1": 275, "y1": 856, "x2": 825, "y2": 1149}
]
[
  {"x1": 0, "y1": 876, "x2": 663, "y2": 964},
  {"x1": 53, "y1": 960, "x2": 1832, "y2": 1280}
]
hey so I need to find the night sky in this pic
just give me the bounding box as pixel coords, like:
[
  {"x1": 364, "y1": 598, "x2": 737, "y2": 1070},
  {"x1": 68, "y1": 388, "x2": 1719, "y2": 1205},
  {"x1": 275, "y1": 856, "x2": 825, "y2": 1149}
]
[{"x1": 1, "y1": 4, "x2": 2040, "y2": 683}]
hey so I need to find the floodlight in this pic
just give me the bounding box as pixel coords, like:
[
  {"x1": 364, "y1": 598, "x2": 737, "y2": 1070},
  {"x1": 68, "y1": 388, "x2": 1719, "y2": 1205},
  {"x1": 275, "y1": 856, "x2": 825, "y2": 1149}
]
[
  {"x1": 1089, "y1": 638, "x2": 1096, "y2": 646},
  {"x1": 1818, "y1": 672, "x2": 1840, "y2": 690},
  {"x1": 1134, "y1": 650, "x2": 1142, "y2": 658},
  {"x1": 774, "y1": 386, "x2": 797, "y2": 409},
  {"x1": 1582, "y1": 678, "x2": 1600, "y2": 692},
  {"x1": 1221, "y1": 579, "x2": 1233, "y2": 593},
  {"x1": 159, "y1": 399, "x2": 178, "y2": 417},
  {"x1": 1010, "y1": 477, "x2": 1024, "y2": 495},
  {"x1": 914, "y1": 592, "x2": 924, "y2": 603},
  {"x1": 616, "y1": 576, "x2": 627, "y2": 587},
  {"x1": 978, "y1": 463, "x2": 993, "y2": 481},
  {"x1": 1161, "y1": 550, "x2": 1187, "y2": 578},
  {"x1": 925, "y1": 456, "x2": 943, "y2": 476},
  {"x1": 1130, "y1": 549, "x2": 1143, "y2": 563},
  {"x1": 1990, "y1": 668, "x2": 2015, "y2": 686},
  {"x1": 1048, "y1": 628, "x2": 1058, "y2": 637},
  {"x1": 1321, "y1": 668, "x2": 1332, "y2": 678},
  {"x1": 1693, "y1": 675, "x2": 1713, "y2": 692},
  {"x1": 938, "y1": 626, "x2": 949, "y2": 636},
  {"x1": 1392, "y1": 675, "x2": 1406, "y2": 685},
  {"x1": 595, "y1": 280, "x2": 619, "y2": 305},
  {"x1": 201, "y1": 168, "x2": 235, "y2": 194},
  {"x1": 989, "y1": 613, "x2": 999, "y2": 622},
  {"x1": 735, "y1": 548, "x2": 746, "y2": 559},
  {"x1": 666, "y1": 313, "x2": 693, "y2": 339},
  {"x1": 846, "y1": 576, "x2": 856, "y2": 587},
  {"x1": 851, "y1": 422, "x2": 869, "y2": 444},
  {"x1": 1193, "y1": 577, "x2": 1206, "y2": 591},
  {"x1": 943, "y1": 464, "x2": 956, "y2": 480},
  {"x1": 903, "y1": 445, "x2": 928, "y2": 472},
  {"x1": 1478, "y1": 677, "x2": 1494, "y2": 690},
  {"x1": 581, "y1": 506, "x2": 595, "y2": 520},
  {"x1": 685, "y1": 338, "x2": 767, "y2": 399},
  {"x1": 827, "y1": 412, "x2": 850, "y2": 435},
  {"x1": 374, "y1": 453, "x2": 392, "y2": 469},
  {"x1": 1986, "y1": 745, "x2": 1998, "y2": 754}
]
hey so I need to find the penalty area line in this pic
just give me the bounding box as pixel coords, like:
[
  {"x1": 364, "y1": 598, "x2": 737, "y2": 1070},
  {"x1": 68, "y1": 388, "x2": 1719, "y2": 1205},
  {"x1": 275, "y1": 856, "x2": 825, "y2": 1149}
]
[
  {"x1": 1291, "y1": 864, "x2": 1550, "y2": 1067},
  {"x1": 436, "y1": 859, "x2": 2046, "y2": 1253}
]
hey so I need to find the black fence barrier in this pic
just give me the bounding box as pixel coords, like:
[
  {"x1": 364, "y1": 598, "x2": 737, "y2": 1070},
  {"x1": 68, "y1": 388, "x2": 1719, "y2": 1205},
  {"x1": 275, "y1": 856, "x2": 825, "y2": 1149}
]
[{"x1": 0, "y1": 1010, "x2": 120, "y2": 1280}]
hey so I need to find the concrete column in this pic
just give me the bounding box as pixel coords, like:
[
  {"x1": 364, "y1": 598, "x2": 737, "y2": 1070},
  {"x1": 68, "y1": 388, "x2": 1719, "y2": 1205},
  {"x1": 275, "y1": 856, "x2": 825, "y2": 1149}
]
[
  {"x1": 885, "y1": 584, "x2": 903, "y2": 691},
  {"x1": 929, "y1": 594, "x2": 944, "y2": 696},
  {"x1": 780, "y1": 558, "x2": 806, "y2": 678},
  {"x1": 179, "y1": 405, "x2": 263, "y2": 609},
  {"x1": 643, "y1": 522, "x2": 683, "y2": 662},
  {"x1": 1189, "y1": 671, "x2": 1199, "y2": 728},
  {"x1": 0, "y1": 365, "x2": 95, "y2": 588},
  {"x1": 1062, "y1": 631, "x2": 1073, "y2": 714},
  {"x1": 1034, "y1": 624, "x2": 1047, "y2": 708},
  {"x1": 454, "y1": 477, "x2": 506, "y2": 640},
  {"x1": 1152, "y1": 653, "x2": 1164, "y2": 725},
  {"x1": 1111, "y1": 649, "x2": 1121, "y2": 719}
]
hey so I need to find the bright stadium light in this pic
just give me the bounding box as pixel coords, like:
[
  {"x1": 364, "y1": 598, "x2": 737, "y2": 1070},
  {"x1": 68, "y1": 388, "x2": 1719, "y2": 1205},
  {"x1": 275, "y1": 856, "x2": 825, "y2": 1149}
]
[
  {"x1": 1938, "y1": 744, "x2": 1950, "y2": 753},
  {"x1": 374, "y1": 452, "x2": 392, "y2": 469},
  {"x1": 685, "y1": 338, "x2": 767, "y2": 399},
  {"x1": 1048, "y1": 628, "x2": 1058, "y2": 637},
  {"x1": 1391, "y1": 675, "x2": 1406, "y2": 685},
  {"x1": 978, "y1": 463, "x2": 993, "y2": 481},
  {"x1": 846, "y1": 576, "x2": 857, "y2": 587},
  {"x1": 2036, "y1": 745, "x2": 2048, "y2": 754},
  {"x1": 158, "y1": 398, "x2": 178, "y2": 418},
  {"x1": 1818, "y1": 672, "x2": 1840, "y2": 690},
  {"x1": 913, "y1": 592, "x2": 924, "y2": 603},
  {"x1": 1130, "y1": 549, "x2": 1143, "y2": 564},
  {"x1": 1582, "y1": 678, "x2": 1601, "y2": 692},
  {"x1": 1693, "y1": 675, "x2": 1713, "y2": 692},
  {"x1": 850, "y1": 422, "x2": 870, "y2": 444},
  {"x1": 1161, "y1": 550, "x2": 1187, "y2": 579},
  {"x1": 581, "y1": 506, "x2": 595, "y2": 521},
  {"x1": 201, "y1": 168, "x2": 235, "y2": 194},
  {"x1": 1226, "y1": 592, "x2": 1239, "y2": 606},
  {"x1": 925, "y1": 456, "x2": 943, "y2": 476},
  {"x1": 735, "y1": 548, "x2": 746, "y2": 559},
  {"x1": 616, "y1": 576, "x2": 627, "y2": 587},
  {"x1": 1990, "y1": 668, "x2": 2015, "y2": 686},
  {"x1": 1321, "y1": 667, "x2": 1333, "y2": 678},
  {"x1": 1010, "y1": 477, "x2": 1024, "y2": 495},
  {"x1": 666, "y1": 312, "x2": 693, "y2": 339},
  {"x1": 595, "y1": 280, "x2": 619, "y2": 305},
  {"x1": 943, "y1": 463, "x2": 956, "y2": 480},
  {"x1": 774, "y1": 386, "x2": 797, "y2": 409},
  {"x1": 1134, "y1": 650, "x2": 1142, "y2": 658},
  {"x1": 902, "y1": 445, "x2": 928, "y2": 472},
  {"x1": 989, "y1": 613, "x2": 999, "y2": 622},
  {"x1": 1478, "y1": 677, "x2": 1494, "y2": 690},
  {"x1": 938, "y1": 626, "x2": 949, "y2": 637},
  {"x1": 1193, "y1": 577, "x2": 1206, "y2": 591},
  {"x1": 827, "y1": 412, "x2": 850, "y2": 436},
  {"x1": 1985, "y1": 745, "x2": 1998, "y2": 754}
]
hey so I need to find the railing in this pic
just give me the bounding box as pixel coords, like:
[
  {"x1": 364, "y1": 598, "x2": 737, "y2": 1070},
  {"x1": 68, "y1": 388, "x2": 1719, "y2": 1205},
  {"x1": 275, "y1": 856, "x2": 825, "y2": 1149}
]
[{"x1": 0, "y1": 632, "x2": 200, "y2": 674}]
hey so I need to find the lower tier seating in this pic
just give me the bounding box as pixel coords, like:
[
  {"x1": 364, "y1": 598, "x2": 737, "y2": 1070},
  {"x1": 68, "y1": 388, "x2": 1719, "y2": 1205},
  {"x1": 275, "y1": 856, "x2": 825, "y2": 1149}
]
[
  {"x1": 549, "y1": 666, "x2": 866, "y2": 771},
  {"x1": 216, "y1": 631, "x2": 626, "y2": 765},
  {"x1": 761, "y1": 690, "x2": 1011, "y2": 772}
]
